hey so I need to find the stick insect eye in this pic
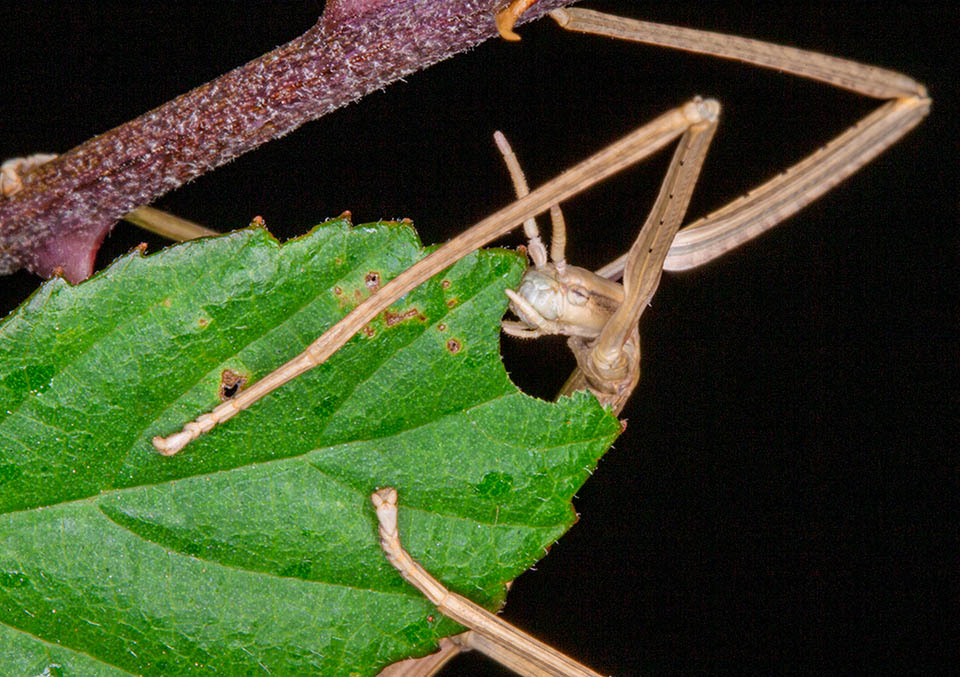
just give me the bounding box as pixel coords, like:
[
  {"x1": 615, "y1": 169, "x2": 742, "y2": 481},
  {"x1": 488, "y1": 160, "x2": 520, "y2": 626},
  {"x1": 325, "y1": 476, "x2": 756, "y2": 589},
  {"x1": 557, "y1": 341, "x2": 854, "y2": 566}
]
[{"x1": 568, "y1": 285, "x2": 590, "y2": 306}]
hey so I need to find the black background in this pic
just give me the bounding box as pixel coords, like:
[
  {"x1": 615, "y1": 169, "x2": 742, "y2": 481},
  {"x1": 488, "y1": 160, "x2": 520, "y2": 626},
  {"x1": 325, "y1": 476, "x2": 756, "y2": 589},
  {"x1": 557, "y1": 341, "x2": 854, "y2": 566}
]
[{"x1": 1, "y1": 2, "x2": 956, "y2": 675}]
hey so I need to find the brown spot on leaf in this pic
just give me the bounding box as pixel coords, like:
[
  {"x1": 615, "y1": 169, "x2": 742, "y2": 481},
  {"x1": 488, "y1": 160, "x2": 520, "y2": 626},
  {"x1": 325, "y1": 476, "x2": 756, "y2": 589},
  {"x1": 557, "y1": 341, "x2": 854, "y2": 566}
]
[
  {"x1": 441, "y1": 279, "x2": 451, "y2": 289},
  {"x1": 446, "y1": 339, "x2": 462, "y2": 354},
  {"x1": 365, "y1": 271, "x2": 381, "y2": 292},
  {"x1": 198, "y1": 317, "x2": 209, "y2": 327},
  {"x1": 362, "y1": 325, "x2": 376, "y2": 337},
  {"x1": 162, "y1": 298, "x2": 171, "y2": 308},
  {"x1": 446, "y1": 298, "x2": 458, "y2": 308},
  {"x1": 333, "y1": 286, "x2": 343, "y2": 296},
  {"x1": 437, "y1": 323, "x2": 446, "y2": 332},
  {"x1": 383, "y1": 307, "x2": 421, "y2": 327},
  {"x1": 219, "y1": 369, "x2": 248, "y2": 401}
]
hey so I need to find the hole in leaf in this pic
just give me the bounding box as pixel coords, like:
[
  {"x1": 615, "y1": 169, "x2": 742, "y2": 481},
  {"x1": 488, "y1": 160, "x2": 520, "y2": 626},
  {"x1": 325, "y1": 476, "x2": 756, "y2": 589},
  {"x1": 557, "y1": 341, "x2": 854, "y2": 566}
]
[{"x1": 219, "y1": 369, "x2": 248, "y2": 401}]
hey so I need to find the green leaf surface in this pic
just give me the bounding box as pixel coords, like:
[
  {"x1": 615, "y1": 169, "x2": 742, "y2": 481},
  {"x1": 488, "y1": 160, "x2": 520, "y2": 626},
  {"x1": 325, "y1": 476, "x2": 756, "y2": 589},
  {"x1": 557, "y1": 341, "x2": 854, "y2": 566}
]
[{"x1": 0, "y1": 219, "x2": 620, "y2": 675}]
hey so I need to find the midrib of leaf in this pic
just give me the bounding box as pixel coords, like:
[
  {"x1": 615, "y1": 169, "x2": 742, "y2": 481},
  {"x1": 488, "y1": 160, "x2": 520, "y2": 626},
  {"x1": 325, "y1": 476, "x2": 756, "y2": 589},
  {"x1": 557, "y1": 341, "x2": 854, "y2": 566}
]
[{"x1": 97, "y1": 496, "x2": 419, "y2": 597}]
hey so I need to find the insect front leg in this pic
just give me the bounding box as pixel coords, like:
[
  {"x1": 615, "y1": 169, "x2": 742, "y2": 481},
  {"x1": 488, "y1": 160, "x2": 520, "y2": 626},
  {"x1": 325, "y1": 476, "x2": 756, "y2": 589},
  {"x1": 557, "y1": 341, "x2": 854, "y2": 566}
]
[
  {"x1": 541, "y1": 7, "x2": 930, "y2": 276},
  {"x1": 569, "y1": 99, "x2": 719, "y2": 412},
  {"x1": 498, "y1": 99, "x2": 719, "y2": 413}
]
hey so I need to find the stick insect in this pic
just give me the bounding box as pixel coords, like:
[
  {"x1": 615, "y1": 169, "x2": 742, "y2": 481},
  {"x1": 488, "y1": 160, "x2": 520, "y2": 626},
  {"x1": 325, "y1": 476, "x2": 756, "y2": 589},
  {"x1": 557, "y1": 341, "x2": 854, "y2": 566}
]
[
  {"x1": 0, "y1": 5, "x2": 928, "y2": 676},
  {"x1": 143, "y1": 4, "x2": 930, "y2": 674},
  {"x1": 151, "y1": 4, "x2": 929, "y2": 450}
]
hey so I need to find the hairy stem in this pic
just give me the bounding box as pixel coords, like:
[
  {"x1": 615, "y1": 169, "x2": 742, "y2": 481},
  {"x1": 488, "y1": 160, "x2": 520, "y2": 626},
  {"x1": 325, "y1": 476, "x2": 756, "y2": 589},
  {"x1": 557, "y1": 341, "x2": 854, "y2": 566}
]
[{"x1": 0, "y1": 0, "x2": 573, "y2": 282}]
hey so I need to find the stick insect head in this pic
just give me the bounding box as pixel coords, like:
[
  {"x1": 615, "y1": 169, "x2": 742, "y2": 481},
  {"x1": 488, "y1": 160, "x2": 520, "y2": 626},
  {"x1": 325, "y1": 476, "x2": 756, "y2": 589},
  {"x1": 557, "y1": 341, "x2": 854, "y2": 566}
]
[{"x1": 506, "y1": 263, "x2": 626, "y2": 340}]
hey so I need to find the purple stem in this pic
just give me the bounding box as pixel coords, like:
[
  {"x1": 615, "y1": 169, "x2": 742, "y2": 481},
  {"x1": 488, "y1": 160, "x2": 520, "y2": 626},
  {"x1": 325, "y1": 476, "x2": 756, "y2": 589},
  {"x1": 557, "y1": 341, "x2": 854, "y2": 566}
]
[{"x1": 0, "y1": 0, "x2": 573, "y2": 283}]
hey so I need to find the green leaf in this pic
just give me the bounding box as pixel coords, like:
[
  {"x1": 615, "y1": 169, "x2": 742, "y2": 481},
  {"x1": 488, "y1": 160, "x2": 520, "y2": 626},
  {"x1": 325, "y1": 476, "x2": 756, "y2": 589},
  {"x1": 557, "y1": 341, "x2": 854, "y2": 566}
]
[{"x1": 0, "y1": 219, "x2": 620, "y2": 675}]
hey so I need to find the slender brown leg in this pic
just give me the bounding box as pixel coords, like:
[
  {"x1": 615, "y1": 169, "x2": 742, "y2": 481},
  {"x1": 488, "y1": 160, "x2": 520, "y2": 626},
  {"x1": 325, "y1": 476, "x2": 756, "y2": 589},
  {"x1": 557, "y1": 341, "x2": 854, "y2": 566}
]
[
  {"x1": 547, "y1": 8, "x2": 929, "y2": 277},
  {"x1": 372, "y1": 488, "x2": 604, "y2": 677},
  {"x1": 563, "y1": 99, "x2": 720, "y2": 412}
]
